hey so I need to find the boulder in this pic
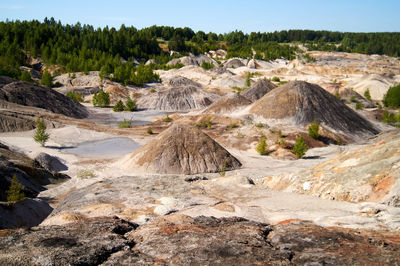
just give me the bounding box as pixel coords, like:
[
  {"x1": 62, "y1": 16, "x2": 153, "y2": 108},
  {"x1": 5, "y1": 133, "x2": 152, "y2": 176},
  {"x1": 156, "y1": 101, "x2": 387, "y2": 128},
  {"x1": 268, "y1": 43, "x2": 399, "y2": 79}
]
[
  {"x1": 242, "y1": 79, "x2": 276, "y2": 102},
  {"x1": 203, "y1": 92, "x2": 252, "y2": 114},
  {"x1": 34, "y1": 153, "x2": 68, "y2": 173}
]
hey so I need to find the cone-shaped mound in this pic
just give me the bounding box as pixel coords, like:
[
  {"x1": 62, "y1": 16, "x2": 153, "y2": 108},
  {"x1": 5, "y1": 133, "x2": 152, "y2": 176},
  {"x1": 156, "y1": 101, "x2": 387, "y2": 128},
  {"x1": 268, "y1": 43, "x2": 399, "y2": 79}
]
[
  {"x1": 137, "y1": 86, "x2": 219, "y2": 111},
  {"x1": 120, "y1": 124, "x2": 242, "y2": 174},
  {"x1": 169, "y1": 76, "x2": 202, "y2": 88},
  {"x1": 242, "y1": 79, "x2": 277, "y2": 102},
  {"x1": 203, "y1": 93, "x2": 252, "y2": 114},
  {"x1": 250, "y1": 81, "x2": 379, "y2": 136}
]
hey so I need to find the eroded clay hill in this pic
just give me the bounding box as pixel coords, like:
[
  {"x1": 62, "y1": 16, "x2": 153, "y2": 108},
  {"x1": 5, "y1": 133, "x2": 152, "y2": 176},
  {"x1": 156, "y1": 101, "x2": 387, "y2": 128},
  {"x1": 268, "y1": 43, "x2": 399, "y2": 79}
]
[
  {"x1": 0, "y1": 76, "x2": 88, "y2": 119},
  {"x1": 250, "y1": 80, "x2": 379, "y2": 137},
  {"x1": 242, "y1": 79, "x2": 276, "y2": 102},
  {"x1": 137, "y1": 85, "x2": 219, "y2": 111},
  {"x1": 120, "y1": 124, "x2": 241, "y2": 174},
  {"x1": 203, "y1": 92, "x2": 251, "y2": 114}
]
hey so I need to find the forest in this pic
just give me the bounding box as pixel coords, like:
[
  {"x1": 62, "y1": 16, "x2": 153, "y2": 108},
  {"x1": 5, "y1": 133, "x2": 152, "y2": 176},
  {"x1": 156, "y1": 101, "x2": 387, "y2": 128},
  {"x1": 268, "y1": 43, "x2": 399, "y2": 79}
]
[{"x1": 1, "y1": 18, "x2": 399, "y2": 85}]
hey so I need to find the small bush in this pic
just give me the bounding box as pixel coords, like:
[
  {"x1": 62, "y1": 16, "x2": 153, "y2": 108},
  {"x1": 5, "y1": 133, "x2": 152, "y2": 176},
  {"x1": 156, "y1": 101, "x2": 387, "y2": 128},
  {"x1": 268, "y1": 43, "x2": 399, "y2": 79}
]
[
  {"x1": 124, "y1": 97, "x2": 137, "y2": 111},
  {"x1": 150, "y1": 88, "x2": 156, "y2": 93},
  {"x1": 92, "y1": 89, "x2": 110, "y2": 107},
  {"x1": 278, "y1": 81, "x2": 288, "y2": 85},
  {"x1": 6, "y1": 175, "x2": 25, "y2": 204},
  {"x1": 308, "y1": 120, "x2": 320, "y2": 139},
  {"x1": 256, "y1": 136, "x2": 268, "y2": 155},
  {"x1": 232, "y1": 86, "x2": 246, "y2": 94},
  {"x1": 201, "y1": 61, "x2": 214, "y2": 70},
  {"x1": 33, "y1": 117, "x2": 49, "y2": 147},
  {"x1": 40, "y1": 71, "x2": 52, "y2": 87},
  {"x1": 334, "y1": 91, "x2": 341, "y2": 99},
  {"x1": 245, "y1": 73, "x2": 251, "y2": 87},
  {"x1": 118, "y1": 119, "x2": 132, "y2": 128},
  {"x1": 66, "y1": 91, "x2": 83, "y2": 102},
  {"x1": 355, "y1": 102, "x2": 363, "y2": 110},
  {"x1": 229, "y1": 123, "x2": 238, "y2": 130},
  {"x1": 19, "y1": 71, "x2": 32, "y2": 82},
  {"x1": 77, "y1": 169, "x2": 95, "y2": 179},
  {"x1": 350, "y1": 95, "x2": 357, "y2": 103},
  {"x1": 255, "y1": 122, "x2": 266, "y2": 128},
  {"x1": 147, "y1": 128, "x2": 153, "y2": 134},
  {"x1": 113, "y1": 100, "x2": 125, "y2": 112},
  {"x1": 272, "y1": 76, "x2": 280, "y2": 82},
  {"x1": 164, "y1": 115, "x2": 172, "y2": 122},
  {"x1": 292, "y1": 136, "x2": 308, "y2": 158},
  {"x1": 383, "y1": 85, "x2": 400, "y2": 108},
  {"x1": 364, "y1": 88, "x2": 372, "y2": 101},
  {"x1": 219, "y1": 161, "x2": 227, "y2": 176}
]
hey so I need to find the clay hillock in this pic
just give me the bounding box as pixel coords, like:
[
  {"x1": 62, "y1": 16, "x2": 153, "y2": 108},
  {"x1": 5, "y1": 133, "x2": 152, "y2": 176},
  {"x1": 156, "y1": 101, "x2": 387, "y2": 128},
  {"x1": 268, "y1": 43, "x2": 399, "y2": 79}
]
[
  {"x1": 250, "y1": 81, "x2": 379, "y2": 137},
  {"x1": 136, "y1": 85, "x2": 220, "y2": 111},
  {"x1": 338, "y1": 87, "x2": 376, "y2": 108},
  {"x1": 166, "y1": 54, "x2": 217, "y2": 67},
  {"x1": 242, "y1": 79, "x2": 277, "y2": 102},
  {"x1": 203, "y1": 92, "x2": 252, "y2": 114},
  {"x1": 224, "y1": 58, "x2": 247, "y2": 69},
  {"x1": 168, "y1": 76, "x2": 202, "y2": 88},
  {"x1": 0, "y1": 76, "x2": 88, "y2": 118},
  {"x1": 120, "y1": 124, "x2": 241, "y2": 174}
]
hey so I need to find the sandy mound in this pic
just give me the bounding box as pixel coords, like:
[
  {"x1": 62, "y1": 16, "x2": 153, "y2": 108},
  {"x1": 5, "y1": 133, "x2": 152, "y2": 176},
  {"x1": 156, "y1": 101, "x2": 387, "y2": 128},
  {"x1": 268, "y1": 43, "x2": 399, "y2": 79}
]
[
  {"x1": 203, "y1": 92, "x2": 252, "y2": 114},
  {"x1": 120, "y1": 124, "x2": 241, "y2": 174},
  {"x1": 0, "y1": 76, "x2": 88, "y2": 118},
  {"x1": 242, "y1": 79, "x2": 276, "y2": 102},
  {"x1": 137, "y1": 85, "x2": 219, "y2": 111},
  {"x1": 224, "y1": 58, "x2": 247, "y2": 69},
  {"x1": 168, "y1": 76, "x2": 202, "y2": 88},
  {"x1": 250, "y1": 81, "x2": 379, "y2": 137},
  {"x1": 167, "y1": 55, "x2": 217, "y2": 67}
]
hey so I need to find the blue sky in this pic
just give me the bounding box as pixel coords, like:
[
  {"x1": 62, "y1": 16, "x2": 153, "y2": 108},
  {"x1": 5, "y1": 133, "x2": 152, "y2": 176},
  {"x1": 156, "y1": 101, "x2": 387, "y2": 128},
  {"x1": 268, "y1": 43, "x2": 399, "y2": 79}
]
[{"x1": 1, "y1": 0, "x2": 399, "y2": 33}]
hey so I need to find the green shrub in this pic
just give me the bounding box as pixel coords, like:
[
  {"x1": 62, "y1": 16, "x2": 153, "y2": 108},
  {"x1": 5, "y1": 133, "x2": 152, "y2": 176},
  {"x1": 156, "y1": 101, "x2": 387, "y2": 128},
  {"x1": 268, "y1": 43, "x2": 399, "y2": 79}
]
[
  {"x1": 19, "y1": 71, "x2": 32, "y2": 82},
  {"x1": 201, "y1": 61, "x2": 214, "y2": 70},
  {"x1": 66, "y1": 91, "x2": 83, "y2": 102},
  {"x1": 334, "y1": 91, "x2": 341, "y2": 99},
  {"x1": 364, "y1": 88, "x2": 372, "y2": 101},
  {"x1": 383, "y1": 85, "x2": 400, "y2": 108},
  {"x1": 164, "y1": 115, "x2": 172, "y2": 122},
  {"x1": 194, "y1": 117, "x2": 212, "y2": 129},
  {"x1": 272, "y1": 76, "x2": 280, "y2": 82},
  {"x1": 147, "y1": 128, "x2": 153, "y2": 134},
  {"x1": 219, "y1": 161, "x2": 227, "y2": 176},
  {"x1": 256, "y1": 136, "x2": 268, "y2": 155},
  {"x1": 118, "y1": 118, "x2": 132, "y2": 128},
  {"x1": 350, "y1": 95, "x2": 357, "y2": 103},
  {"x1": 113, "y1": 100, "x2": 125, "y2": 112},
  {"x1": 232, "y1": 86, "x2": 246, "y2": 94},
  {"x1": 92, "y1": 89, "x2": 110, "y2": 107},
  {"x1": 124, "y1": 97, "x2": 137, "y2": 111},
  {"x1": 255, "y1": 122, "x2": 265, "y2": 128},
  {"x1": 292, "y1": 136, "x2": 308, "y2": 158},
  {"x1": 33, "y1": 117, "x2": 49, "y2": 147},
  {"x1": 40, "y1": 71, "x2": 52, "y2": 87},
  {"x1": 6, "y1": 175, "x2": 25, "y2": 204},
  {"x1": 150, "y1": 88, "x2": 156, "y2": 93},
  {"x1": 77, "y1": 169, "x2": 95, "y2": 179},
  {"x1": 308, "y1": 120, "x2": 320, "y2": 139},
  {"x1": 355, "y1": 102, "x2": 363, "y2": 110},
  {"x1": 229, "y1": 123, "x2": 238, "y2": 130},
  {"x1": 245, "y1": 73, "x2": 251, "y2": 87}
]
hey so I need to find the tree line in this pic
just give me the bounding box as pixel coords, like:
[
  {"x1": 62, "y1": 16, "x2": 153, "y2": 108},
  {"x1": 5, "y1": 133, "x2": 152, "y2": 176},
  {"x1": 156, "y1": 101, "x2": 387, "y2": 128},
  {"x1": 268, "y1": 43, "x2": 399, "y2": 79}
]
[{"x1": 1, "y1": 18, "x2": 399, "y2": 84}]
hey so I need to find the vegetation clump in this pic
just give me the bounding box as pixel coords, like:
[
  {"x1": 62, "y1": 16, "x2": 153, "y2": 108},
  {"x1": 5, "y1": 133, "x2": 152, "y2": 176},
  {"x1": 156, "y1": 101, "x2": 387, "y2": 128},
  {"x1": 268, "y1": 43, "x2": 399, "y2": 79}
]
[
  {"x1": 308, "y1": 120, "x2": 320, "y2": 139},
  {"x1": 147, "y1": 128, "x2": 153, "y2": 134},
  {"x1": 201, "y1": 61, "x2": 214, "y2": 70},
  {"x1": 124, "y1": 97, "x2": 137, "y2": 111},
  {"x1": 355, "y1": 102, "x2": 363, "y2": 110},
  {"x1": 292, "y1": 136, "x2": 308, "y2": 158},
  {"x1": 272, "y1": 76, "x2": 280, "y2": 82},
  {"x1": 40, "y1": 71, "x2": 52, "y2": 87},
  {"x1": 66, "y1": 91, "x2": 83, "y2": 102},
  {"x1": 256, "y1": 136, "x2": 268, "y2": 155},
  {"x1": 164, "y1": 115, "x2": 172, "y2": 122},
  {"x1": 194, "y1": 117, "x2": 212, "y2": 129},
  {"x1": 364, "y1": 88, "x2": 372, "y2": 101},
  {"x1": 19, "y1": 71, "x2": 32, "y2": 82},
  {"x1": 92, "y1": 89, "x2": 110, "y2": 107},
  {"x1": 6, "y1": 175, "x2": 26, "y2": 204},
  {"x1": 33, "y1": 117, "x2": 49, "y2": 147},
  {"x1": 383, "y1": 85, "x2": 400, "y2": 108},
  {"x1": 113, "y1": 100, "x2": 125, "y2": 112},
  {"x1": 118, "y1": 118, "x2": 132, "y2": 128}
]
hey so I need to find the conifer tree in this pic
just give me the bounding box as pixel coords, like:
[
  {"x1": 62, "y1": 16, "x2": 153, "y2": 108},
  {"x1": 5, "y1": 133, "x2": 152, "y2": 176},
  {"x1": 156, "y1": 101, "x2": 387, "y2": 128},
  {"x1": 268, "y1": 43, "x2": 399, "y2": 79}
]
[
  {"x1": 33, "y1": 117, "x2": 49, "y2": 147},
  {"x1": 6, "y1": 175, "x2": 26, "y2": 203}
]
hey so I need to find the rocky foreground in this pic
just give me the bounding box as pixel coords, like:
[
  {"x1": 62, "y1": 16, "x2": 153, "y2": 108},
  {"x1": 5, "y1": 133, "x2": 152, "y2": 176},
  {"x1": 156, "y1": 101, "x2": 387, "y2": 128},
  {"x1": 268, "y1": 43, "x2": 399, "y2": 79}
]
[{"x1": 1, "y1": 214, "x2": 400, "y2": 265}]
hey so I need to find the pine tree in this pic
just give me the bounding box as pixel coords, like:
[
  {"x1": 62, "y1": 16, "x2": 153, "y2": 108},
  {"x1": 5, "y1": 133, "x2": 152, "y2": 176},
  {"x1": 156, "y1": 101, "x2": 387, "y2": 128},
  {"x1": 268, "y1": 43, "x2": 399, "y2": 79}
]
[
  {"x1": 113, "y1": 100, "x2": 125, "y2": 112},
  {"x1": 33, "y1": 117, "x2": 49, "y2": 147},
  {"x1": 308, "y1": 120, "x2": 320, "y2": 139},
  {"x1": 256, "y1": 136, "x2": 268, "y2": 155},
  {"x1": 292, "y1": 136, "x2": 308, "y2": 158},
  {"x1": 124, "y1": 97, "x2": 137, "y2": 111},
  {"x1": 40, "y1": 71, "x2": 52, "y2": 87},
  {"x1": 6, "y1": 175, "x2": 26, "y2": 203},
  {"x1": 92, "y1": 89, "x2": 110, "y2": 107}
]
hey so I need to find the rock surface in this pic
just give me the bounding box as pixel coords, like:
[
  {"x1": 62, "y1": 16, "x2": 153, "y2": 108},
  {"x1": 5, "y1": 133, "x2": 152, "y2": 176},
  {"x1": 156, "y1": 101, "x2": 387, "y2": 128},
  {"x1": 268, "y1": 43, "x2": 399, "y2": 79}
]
[
  {"x1": 1, "y1": 215, "x2": 400, "y2": 265},
  {"x1": 168, "y1": 75, "x2": 202, "y2": 88},
  {"x1": 242, "y1": 78, "x2": 276, "y2": 102},
  {"x1": 0, "y1": 76, "x2": 88, "y2": 119},
  {"x1": 34, "y1": 153, "x2": 68, "y2": 173},
  {"x1": 120, "y1": 124, "x2": 241, "y2": 174},
  {"x1": 250, "y1": 81, "x2": 379, "y2": 139}
]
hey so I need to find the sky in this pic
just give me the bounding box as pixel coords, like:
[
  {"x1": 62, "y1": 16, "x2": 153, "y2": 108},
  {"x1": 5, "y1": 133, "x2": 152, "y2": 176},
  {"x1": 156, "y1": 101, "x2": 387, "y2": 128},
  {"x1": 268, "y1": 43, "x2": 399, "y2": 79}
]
[{"x1": 0, "y1": 0, "x2": 399, "y2": 33}]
